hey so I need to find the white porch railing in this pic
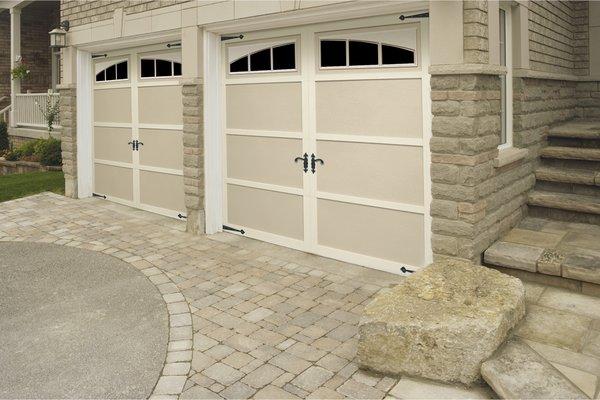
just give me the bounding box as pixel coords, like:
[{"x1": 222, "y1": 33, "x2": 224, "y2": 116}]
[
  {"x1": 14, "y1": 92, "x2": 60, "y2": 129},
  {"x1": 0, "y1": 104, "x2": 10, "y2": 125}
]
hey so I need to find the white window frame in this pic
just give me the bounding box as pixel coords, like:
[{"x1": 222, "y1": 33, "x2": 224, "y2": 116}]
[
  {"x1": 139, "y1": 50, "x2": 183, "y2": 80},
  {"x1": 227, "y1": 38, "x2": 299, "y2": 75},
  {"x1": 499, "y1": 4, "x2": 513, "y2": 150},
  {"x1": 94, "y1": 58, "x2": 129, "y2": 83}
]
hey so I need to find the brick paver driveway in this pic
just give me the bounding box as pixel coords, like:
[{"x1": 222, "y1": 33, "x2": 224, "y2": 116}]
[{"x1": 0, "y1": 193, "x2": 494, "y2": 399}]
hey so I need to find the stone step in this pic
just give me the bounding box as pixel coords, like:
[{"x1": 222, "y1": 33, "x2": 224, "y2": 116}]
[
  {"x1": 541, "y1": 146, "x2": 600, "y2": 162},
  {"x1": 481, "y1": 338, "x2": 588, "y2": 399},
  {"x1": 549, "y1": 121, "x2": 600, "y2": 140},
  {"x1": 535, "y1": 166, "x2": 600, "y2": 186},
  {"x1": 528, "y1": 191, "x2": 600, "y2": 215}
]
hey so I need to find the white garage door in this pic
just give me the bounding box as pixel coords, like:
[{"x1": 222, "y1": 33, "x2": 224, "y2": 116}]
[
  {"x1": 93, "y1": 44, "x2": 185, "y2": 218},
  {"x1": 223, "y1": 15, "x2": 431, "y2": 273}
]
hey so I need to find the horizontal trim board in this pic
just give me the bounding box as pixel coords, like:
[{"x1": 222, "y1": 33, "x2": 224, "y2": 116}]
[
  {"x1": 221, "y1": 224, "x2": 307, "y2": 251},
  {"x1": 314, "y1": 71, "x2": 424, "y2": 81},
  {"x1": 225, "y1": 76, "x2": 303, "y2": 85},
  {"x1": 138, "y1": 164, "x2": 183, "y2": 176},
  {"x1": 94, "y1": 158, "x2": 133, "y2": 169},
  {"x1": 225, "y1": 129, "x2": 302, "y2": 139},
  {"x1": 316, "y1": 191, "x2": 425, "y2": 214},
  {"x1": 137, "y1": 80, "x2": 181, "y2": 87},
  {"x1": 94, "y1": 122, "x2": 133, "y2": 128},
  {"x1": 94, "y1": 83, "x2": 132, "y2": 90},
  {"x1": 139, "y1": 123, "x2": 183, "y2": 130},
  {"x1": 316, "y1": 133, "x2": 423, "y2": 146},
  {"x1": 314, "y1": 244, "x2": 421, "y2": 275},
  {"x1": 227, "y1": 178, "x2": 303, "y2": 195}
]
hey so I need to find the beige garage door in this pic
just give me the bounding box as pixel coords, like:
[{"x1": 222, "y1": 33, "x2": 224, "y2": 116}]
[
  {"x1": 223, "y1": 15, "x2": 430, "y2": 273},
  {"x1": 93, "y1": 45, "x2": 185, "y2": 218}
]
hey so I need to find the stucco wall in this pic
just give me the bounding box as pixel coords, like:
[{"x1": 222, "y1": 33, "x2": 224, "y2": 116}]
[{"x1": 528, "y1": 1, "x2": 588, "y2": 76}]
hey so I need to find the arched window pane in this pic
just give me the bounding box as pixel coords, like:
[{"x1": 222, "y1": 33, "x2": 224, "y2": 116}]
[
  {"x1": 250, "y1": 48, "x2": 271, "y2": 71},
  {"x1": 273, "y1": 43, "x2": 295, "y2": 70},
  {"x1": 382, "y1": 45, "x2": 414, "y2": 65},
  {"x1": 95, "y1": 70, "x2": 105, "y2": 82},
  {"x1": 349, "y1": 41, "x2": 378, "y2": 66},
  {"x1": 156, "y1": 59, "x2": 172, "y2": 76},
  {"x1": 174, "y1": 62, "x2": 182, "y2": 76},
  {"x1": 116, "y1": 61, "x2": 128, "y2": 80},
  {"x1": 321, "y1": 40, "x2": 346, "y2": 67},
  {"x1": 141, "y1": 59, "x2": 155, "y2": 77},
  {"x1": 230, "y1": 56, "x2": 248, "y2": 73},
  {"x1": 105, "y1": 65, "x2": 116, "y2": 81}
]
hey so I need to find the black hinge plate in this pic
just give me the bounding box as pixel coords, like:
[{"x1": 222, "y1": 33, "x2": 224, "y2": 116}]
[
  {"x1": 92, "y1": 192, "x2": 107, "y2": 199},
  {"x1": 221, "y1": 34, "x2": 244, "y2": 42},
  {"x1": 177, "y1": 213, "x2": 187, "y2": 219},
  {"x1": 400, "y1": 266, "x2": 415, "y2": 274},
  {"x1": 223, "y1": 225, "x2": 245, "y2": 235},
  {"x1": 399, "y1": 12, "x2": 429, "y2": 21},
  {"x1": 92, "y1": 54, "x2": 107, "y2": 59}
]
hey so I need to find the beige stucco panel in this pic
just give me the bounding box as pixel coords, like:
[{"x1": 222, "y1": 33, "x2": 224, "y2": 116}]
[
  {"x1": 139, "y1": 128, "x2": 183, "y2": 170},
  {"x1": 94, "y1": 127, "x2": 133, "y2": 163},
  {"x1": 140, "y1": 170, "x2": 185, "y2": 212},
  {"x1": 94, "y1": 88, "x2": 132, "y2": 123},
  {"x1": 429, "y1": 1, "x2": 463, "y2": 65},
  {"x1": 235, "y1": 0, "x2": 282, "y2": 19},
  {"x1": 226, "y1": 83, "x2": 302, "y2": 132},
  {"x1": 317, "y1": 141, "x2": 424, "y2": 205},
  {"x1": 316, "y1": 79, "x2": 422, "y2": 137},
  {"x1": 138, "y1": 85, "x2": 183, "y2": 125},
  {"x1": 317, "y1": 199, "x2": 424, "y2": 266},
  {"x1": 227, "y1": 184, "x2": 304, "y2": 240},
  {"x1": 94, "y1": 163, "x2": 133, "y2": 201},
  {"x1": 227, "y1": 135, "x2": 303, "y2": 188}
]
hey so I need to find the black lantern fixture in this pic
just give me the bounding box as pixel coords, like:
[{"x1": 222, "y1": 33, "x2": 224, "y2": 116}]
[{"x1": 49, "y1": 21, "x2": 69, "y2": 49}]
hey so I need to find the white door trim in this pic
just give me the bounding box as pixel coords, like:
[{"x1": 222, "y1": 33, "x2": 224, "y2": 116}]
[
  {"x1": 76, "y1": 49, "x2": 93, "y2": 198},
  {"x1": 204, "y1": 11, "x2": 432, "y2": 274}
]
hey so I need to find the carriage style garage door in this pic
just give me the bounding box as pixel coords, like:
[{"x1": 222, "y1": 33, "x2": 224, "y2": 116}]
[
  {"x1": 222, "y1": 15, "x2": 431, "y2": 273},
  {"x1": 92, "y1": 44, "x2": 185, "y2": 218}
]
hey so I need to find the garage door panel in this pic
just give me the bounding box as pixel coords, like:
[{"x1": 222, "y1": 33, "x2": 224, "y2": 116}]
[
  {"x1": 226, "y1": 83, "x2": 302, "y2": 132},
  {"x1": 315, "y1": 79, "x2": 422, "y2": 137},
  {"x1": 139, "y1": 128, "x2": 183, "y2": 170},
  {"x1": 139, "y1": 86, "x2": 183, "y2": 125},
  {"x1": 227, "y1": 135, "x2": 303, "y2": 188},
  {"x1": 227, "y1": 185, "x2": 304, "y2": 240},
  {"x1": 94, "y1": 164, "x2": 133, "y2": 201},
  {"x1": 94, "y1": 88, "x2": 132, "y2": 123},
  {"x1": 317, "y1": 141, "x2": 423, "y2": 205},
  {"x1": 140, "y1": 171, "x2": 185, "y2": 211},
  {"x1": 317, "y1": 199, "x2": 424, "y2": 266},
  {"x1": 94, "y1": 127, "x2": 133, "y2": 163}
]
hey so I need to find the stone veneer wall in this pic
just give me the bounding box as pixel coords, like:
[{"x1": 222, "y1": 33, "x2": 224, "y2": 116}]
[
  {"x1": 463, "y1": 1, "x2": 489, "y2": 64},
  {"x1": 577, "y1": 81, "x2": 600, "y2": 119},
  {"x1": 181, "y1": 79, "x2": 204, "y2": 234},
  {"x1": 57, "y1": 84, "x2": 77, "y2": 198},
  {"x1": 430, "y1": 74, "x2": 502, "y2": 262},
  {"x1": 60, "y1": 0, "x2": 187, "y2": 28}
]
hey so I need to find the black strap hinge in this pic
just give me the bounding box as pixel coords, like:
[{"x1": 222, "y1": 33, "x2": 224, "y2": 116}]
[
  {"x1": 92, "y1": 54, "x2": 107, "y2": 59},
  {"x1": 177, "y1": 213, "x2": 187, "y2": 219},
  {"x1": 221, "y1": 34, "x2": 244, "y2": 42},
  {"x1": 92, "y1": 192, "x2": 106, "y2": 199},
  {"x1": 223, "y1": 225, "x2": 245, "y2": 235},
  {"x1": 400, "y1": 266, "x2": 415, "y2": 274},
  {"x1": 399, "y1": 12, "x2": 429, "y2": 21}
]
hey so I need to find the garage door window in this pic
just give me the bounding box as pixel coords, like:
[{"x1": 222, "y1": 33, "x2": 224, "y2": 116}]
[
  {"x1": 140, "y1": 58, "x2": 182, "y2": 78},
  {"x1": 95, "y1": 60, "x2": 128, "y2": 82},
  {"x1": 228, "y1": 42, "x2": 296, "y2": 74},
  {"x1": 319, "y1": 27, "x2": 417, "y2": 69}
]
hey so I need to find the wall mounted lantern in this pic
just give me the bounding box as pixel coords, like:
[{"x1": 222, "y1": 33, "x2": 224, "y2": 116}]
[{"x1": 49, "y1": 21, "x2": 69, "y2": 49}]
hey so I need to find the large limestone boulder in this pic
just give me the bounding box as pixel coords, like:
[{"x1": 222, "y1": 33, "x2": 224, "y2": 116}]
[{"x1": 357, "y1": 260, "x2": 526, "y2": 385}]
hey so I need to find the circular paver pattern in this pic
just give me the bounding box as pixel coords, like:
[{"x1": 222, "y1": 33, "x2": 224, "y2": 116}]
[{"x1": 0, "y1": 242, "x2": 168, "y2": 399}]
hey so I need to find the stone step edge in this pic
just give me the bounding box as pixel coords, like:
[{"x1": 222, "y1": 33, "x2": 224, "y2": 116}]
[
  {"x1": 535, "y1": 166, "x2": 600, "y2": 186},
  {"x1": 481, "y1": 338, "x2": 588, "y2": 400},
  {"x1": 528, "y1": 190, "x2": 600, "y2": 216},
  {"x1": 540, "y1": 146, "x2": 600, "y2": 162},
  {"x1": 549, "y1": 123, "x2": 600, "y2": 140},
  {"x1": 483, "y1": 240, "x2": 600, "y2": 285}
]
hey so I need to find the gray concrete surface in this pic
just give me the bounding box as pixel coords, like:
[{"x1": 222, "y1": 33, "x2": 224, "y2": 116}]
[{"x1": 0, "y1": 242, "x2": 168, "y2": 399}]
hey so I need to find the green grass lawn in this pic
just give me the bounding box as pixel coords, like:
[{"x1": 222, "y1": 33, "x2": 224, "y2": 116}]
[{"x1": 0, "y1": 171, "x2": 64, "y2": 203}]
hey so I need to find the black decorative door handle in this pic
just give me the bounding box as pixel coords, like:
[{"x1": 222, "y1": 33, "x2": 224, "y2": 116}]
[
  {"x1": 311, "y1": 153, "x2": 324, "y2": 173},
  {"x1": 128, "y1": 141, "x2": 135, "y2": 150},
  {"x1": 294, "y1": 153, "x2": 309, "y2": 173},
  {"x1": 136, "y1": 141, "x2": 144, "y2": 151}
]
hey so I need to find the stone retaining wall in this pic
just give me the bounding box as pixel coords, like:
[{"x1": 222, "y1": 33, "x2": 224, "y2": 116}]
[
  {"x1": 577, "y1": 81, "x2": 600, "y2": 119},
  {"x1": 57, "y1": 84, "x2": 77, "y2": 198},
  {"x1": 0, "y1": 158, "x2": 62, "y2": 175}
]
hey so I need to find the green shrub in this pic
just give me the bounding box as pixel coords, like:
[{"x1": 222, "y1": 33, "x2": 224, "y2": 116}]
[
  {"x1": 34, "y1": 138, "x2": 62, "y2": 166},
  {"x1": 19, "y1": 140, "x2": 38, "y2": 157},
  {"x1": 4, "y1": 148, "x2": 20, "y2": 161},
  {"x1": 0, "y1": 121, "x2": 8, "y2": 152}
]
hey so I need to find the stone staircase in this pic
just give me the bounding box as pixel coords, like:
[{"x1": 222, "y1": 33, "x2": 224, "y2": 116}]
[
  {"x1": 484, "y1": 120, "x2": 600, "y2": 290},
  {"x1": 529, "y1": 120, "x2": 600, "y2": 224}
]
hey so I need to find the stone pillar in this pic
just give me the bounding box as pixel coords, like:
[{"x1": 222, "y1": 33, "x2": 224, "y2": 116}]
[
  {"x1": 57, "y1": 83, "x2": 77, "y2": 198},
  {"x1": 182, "y1": 79, "x2": 204, "y2": 234},
  {"x1": 430, "y1": 73, "x2": 502, "y2": 263}
]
